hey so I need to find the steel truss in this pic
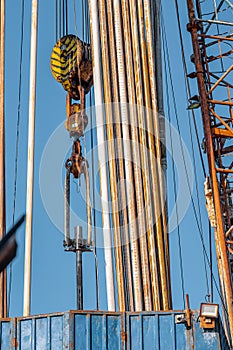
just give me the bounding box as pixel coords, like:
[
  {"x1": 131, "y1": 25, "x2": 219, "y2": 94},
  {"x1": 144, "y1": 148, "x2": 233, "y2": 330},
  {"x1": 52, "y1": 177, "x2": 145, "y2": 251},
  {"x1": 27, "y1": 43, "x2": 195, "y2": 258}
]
[{"x1": 187, "y1": 0, "x2": 233, "y2": 344}]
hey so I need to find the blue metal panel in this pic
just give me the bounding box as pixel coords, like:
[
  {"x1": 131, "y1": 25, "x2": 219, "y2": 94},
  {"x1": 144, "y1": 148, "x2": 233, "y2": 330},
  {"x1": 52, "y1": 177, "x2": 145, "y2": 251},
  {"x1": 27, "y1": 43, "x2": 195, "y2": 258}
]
[
  {"x1": 19, "y1": 319, "x2": 34, "y2": 350},
  {"x1": 106, "y1": 314, "x2": 123, "y2": 350},
  {"x1": 128, "y1": 314, "x2": 142, "y2": 349},
  {"x1": 194, "y1": 321, "x2": 220, "y2": 350},
  {"x1": 50, "y1": 315, "x2": 64, "y2": 349},
  {"x1": 0, "y1": 310, "x2": 230, "y2": 349},
  {"x1": 17, "y1": 313, "x2": 69, "y2": 350},
  {"x1": 174, "y1": 316, "x2": 186, "y2": 350},
  {"x1": 35, "y1": 317, "x2": 48, "y2": 349},
  {"x1": 91, "y1": 314, "x2": 107, "y2": 350},
  {"x1": 0, "y1": 320, "x2": 14, "y2": 350},
  {"x1": 74, "y1": 313, "x2": 91, "y2": 349},
  {"x1": 142, "y1": 314, "x2": 159, "y2": 350},
  {"x1": 158, "y1": 314, "x2": 176, "y2": 349},
  {"x1": 126, "y1": 313, "x2": 187, "y2": 350},
  {"x1": 74, "y1": 313, "x2": 123, "y2": 350}
]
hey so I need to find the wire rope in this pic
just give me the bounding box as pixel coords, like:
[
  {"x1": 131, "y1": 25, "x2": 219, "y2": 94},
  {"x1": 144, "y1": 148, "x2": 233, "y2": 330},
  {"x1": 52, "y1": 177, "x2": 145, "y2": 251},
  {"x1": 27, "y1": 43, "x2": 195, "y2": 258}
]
[
  {"x1": 163, "y1": 39, "x2": 186, "y2": 309},
  {"x1": 209, "y1": 222, "x2": 214, "y2": 302},
  {"x1": 80, "y1": 0, "x2": 100, "y2": 309},
  {"x1": 56, "y1": 0, "x2": 59, "y2": 40},
  {"x1": 73, "y1": 0, "x2": 78, "y2": 36},
  {"x1": 161, "y1": 2, "x2": 229, "y2": 315},
  {"x1": 173, "y1": 0, "x2": 206, "y2": 178},
  {"x1": 173, "y1": 0, "x2": 210, "y2": 297}
]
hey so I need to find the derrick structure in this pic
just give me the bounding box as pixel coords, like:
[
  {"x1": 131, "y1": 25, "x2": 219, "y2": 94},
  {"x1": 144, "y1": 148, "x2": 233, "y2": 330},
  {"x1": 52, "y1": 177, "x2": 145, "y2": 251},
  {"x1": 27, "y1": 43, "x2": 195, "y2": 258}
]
[
  {"x1": 186, "y1": 0, "x2": 233, "y2": 341},
  {"x1": 88, "y1": 0, "x2": 172, "y2": 312}
]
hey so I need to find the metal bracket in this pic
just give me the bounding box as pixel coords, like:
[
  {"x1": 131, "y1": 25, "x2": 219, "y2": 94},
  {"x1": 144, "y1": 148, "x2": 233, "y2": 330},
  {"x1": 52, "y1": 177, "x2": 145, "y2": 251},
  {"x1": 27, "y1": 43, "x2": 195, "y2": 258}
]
[
  {"x1": 63, "y1": 238, "x2": 93, "y2": 253},
  {"x1": 175, "y1": 314, "x2": 186, "y2": 324}
]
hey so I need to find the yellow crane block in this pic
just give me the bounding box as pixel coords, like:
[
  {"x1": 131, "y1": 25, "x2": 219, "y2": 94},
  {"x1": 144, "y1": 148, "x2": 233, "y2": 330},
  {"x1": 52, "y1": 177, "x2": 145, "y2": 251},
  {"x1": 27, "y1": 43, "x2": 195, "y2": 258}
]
[{"x1": 50, "y1": 35, "x2": 93, "y2": 101}]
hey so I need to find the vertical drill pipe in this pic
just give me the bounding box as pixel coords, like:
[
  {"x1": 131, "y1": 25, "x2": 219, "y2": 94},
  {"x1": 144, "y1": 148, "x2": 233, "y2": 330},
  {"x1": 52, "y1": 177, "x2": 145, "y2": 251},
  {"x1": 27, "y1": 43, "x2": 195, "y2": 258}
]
[
  {"x1": 106, "y1": 0, "x2": 134, "y2": 310},
  {"x1": 75, "y1": 226, "x2": 83, "y2": 310},
  {"x1": 144, "y1": 0, "x2": 172, "y2": 309},
  {"x1": 23, "y1": 0, "x2": 38, "y2": 317},
  {"x1": 128, "y1": 0, "x2": 156, "y2": 310},
  {"x1": 0, "y1": 0, "x2": 7, "y2": 318},
  {"x1": 64, "y1": 167, "x2": 71, "y2": 244},
  {"x1": 121, "y1": 0, "x2": 147, "y2": 311},
  {"x1": 98, "y1": 0, "x2": 125, "y2": 311},
  {"x1": 108, "y1": 2, "x2": 142, "y2": 311},
  {"x1": 114, "y1": 0, "x2": 151, "y2": 311},
  {"x1": 152, "y1": 0, "x2": 172, "y2": 308},
  {"x1": 187, "y1": 0, "x2": 233, "y2": 342},
  {"x1": 84, "y1": 164, "x2": 92, "y2": 245},
  {"x1": 151, "y1": 0, "x2": 168, "y2": 209},
  {"x1": 88, "y1": 0, "x2": 116, "y2": 311},
  {"x1": 137, "y1": 0, "x2": 165, "y2": 310}
]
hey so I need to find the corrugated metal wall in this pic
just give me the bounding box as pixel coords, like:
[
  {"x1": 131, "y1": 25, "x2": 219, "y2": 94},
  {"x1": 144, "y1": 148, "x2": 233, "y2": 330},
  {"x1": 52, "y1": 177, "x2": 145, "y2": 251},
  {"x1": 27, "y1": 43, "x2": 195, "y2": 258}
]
[{"x1": 0, "y1": 310, "x2": 229, "y2": 349}]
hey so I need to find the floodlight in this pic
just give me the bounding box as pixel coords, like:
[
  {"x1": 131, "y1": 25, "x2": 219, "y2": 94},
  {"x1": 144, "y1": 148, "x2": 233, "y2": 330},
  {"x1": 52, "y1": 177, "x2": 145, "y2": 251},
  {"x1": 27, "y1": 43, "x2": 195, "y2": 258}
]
[{"x1": 200, "y1": 303, "x2": 219, "y2": 319}]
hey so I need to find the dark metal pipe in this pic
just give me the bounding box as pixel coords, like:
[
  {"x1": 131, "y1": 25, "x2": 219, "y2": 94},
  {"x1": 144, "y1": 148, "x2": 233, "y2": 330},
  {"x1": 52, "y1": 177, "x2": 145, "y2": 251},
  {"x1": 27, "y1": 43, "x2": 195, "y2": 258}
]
[
  {"x1": 75, "y1": 226, "x2": 83, "y2": 310},
  {"x1": 64, "y1": 167, "x2": 71, "y2": 246}
]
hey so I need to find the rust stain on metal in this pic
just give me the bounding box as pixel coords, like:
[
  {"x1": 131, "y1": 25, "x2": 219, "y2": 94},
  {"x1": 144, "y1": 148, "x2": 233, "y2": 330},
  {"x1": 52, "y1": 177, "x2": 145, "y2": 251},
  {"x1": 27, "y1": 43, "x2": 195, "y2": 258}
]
[
  {"x1": 187, "y1": 0, "x2": 233, "y2": 343},
  {"x1": 121, "y1": 331, "x2": 127, "y2": 343},
  {"x1": 12, "y1": 337, "x2": 18, "y2": 347}
]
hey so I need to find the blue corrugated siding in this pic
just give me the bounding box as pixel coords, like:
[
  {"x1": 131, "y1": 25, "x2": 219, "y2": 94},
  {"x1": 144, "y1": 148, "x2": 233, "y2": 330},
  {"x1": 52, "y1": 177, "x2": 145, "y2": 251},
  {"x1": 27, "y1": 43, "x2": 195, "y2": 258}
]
[
  {"x1": 0, "y1": 320, "x2": 14, "y2": 350},
  {"x1": 0, "y1": 310, "x2": 230, "y2": 349},
  {"x1": 126, "y1": 313, "x2": 187, "y2": 350},
  {"x1": 74, "y1": 313, "x2": 123, "y2": 349}
]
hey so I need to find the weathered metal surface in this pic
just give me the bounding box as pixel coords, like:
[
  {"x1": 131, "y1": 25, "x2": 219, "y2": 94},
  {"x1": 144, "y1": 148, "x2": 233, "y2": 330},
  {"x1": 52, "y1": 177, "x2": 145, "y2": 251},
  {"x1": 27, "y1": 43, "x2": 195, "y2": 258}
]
[
  {"x1": 186, "y1": 0, "x2": 233, "y2": 343},
  {"x1": 0, "y1": 310, "x2": 230, "y2": 349},
  {"x1": 24, "y1": 0, "x2": 38, "y2": 317},
  {"x1": 88, "y1": 0, "x2": 115, "y2": 311},
  {"x1": 97, "y1": 0, "x2": 126, "y2": 312}
]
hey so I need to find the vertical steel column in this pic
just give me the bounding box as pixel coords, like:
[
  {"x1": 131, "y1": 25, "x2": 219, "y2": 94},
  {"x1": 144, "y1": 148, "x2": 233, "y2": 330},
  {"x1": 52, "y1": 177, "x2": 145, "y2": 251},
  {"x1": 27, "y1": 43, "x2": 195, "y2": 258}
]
[
  {"x1": 64, "y1": 167, "x2": 71, "y2": 245},
  {"x1": 84, "y1": 164, "x2": 92, "y2": 245},
  {"x1": 75, "y1": 226, "x2": 83, "y2": 310},
  {"x1": 23, "y1": 0, "x2": 38, "y2": 317},
  {"x1": 88, "y1": 0, "x2": 116, "y2": 311},
  {"x1": 0, "y1": 0, "x2": 6, "y2": 318},
  {"x1": 187, "y1": 0, "x2": 233, "y2": 342}
]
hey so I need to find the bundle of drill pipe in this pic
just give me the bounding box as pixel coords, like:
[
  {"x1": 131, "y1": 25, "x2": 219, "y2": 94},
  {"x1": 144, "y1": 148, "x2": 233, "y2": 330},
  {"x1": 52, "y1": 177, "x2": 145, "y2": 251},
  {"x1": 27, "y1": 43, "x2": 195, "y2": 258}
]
[{"x1": 88, "y1": 0, "x2": 172, "y2": 312}]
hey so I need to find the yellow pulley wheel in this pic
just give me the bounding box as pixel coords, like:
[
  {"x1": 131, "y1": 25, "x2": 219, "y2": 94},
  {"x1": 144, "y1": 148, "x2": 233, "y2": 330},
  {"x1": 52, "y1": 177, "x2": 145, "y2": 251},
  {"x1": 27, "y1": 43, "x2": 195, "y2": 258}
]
[
  {"x1": 50, "y1": 34, "x2": 93, "y2": 100},
  {"x1": 50, "y1": 35, "x2": 83, "y2": 92}
]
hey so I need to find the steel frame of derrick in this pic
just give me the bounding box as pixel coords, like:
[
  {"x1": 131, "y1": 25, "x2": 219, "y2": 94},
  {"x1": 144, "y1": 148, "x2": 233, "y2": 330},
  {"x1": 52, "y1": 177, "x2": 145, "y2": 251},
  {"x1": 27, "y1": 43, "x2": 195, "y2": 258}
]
[{"x1": 187, "y1": 0, "x2": 233, "y2": 344}]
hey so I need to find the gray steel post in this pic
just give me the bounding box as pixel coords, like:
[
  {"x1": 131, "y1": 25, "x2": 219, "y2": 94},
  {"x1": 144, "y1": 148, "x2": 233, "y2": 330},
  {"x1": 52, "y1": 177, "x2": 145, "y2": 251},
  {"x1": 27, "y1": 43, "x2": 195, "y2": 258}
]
[{"x1": 75, "y1": 226, "x2": 83, "y2": 310}]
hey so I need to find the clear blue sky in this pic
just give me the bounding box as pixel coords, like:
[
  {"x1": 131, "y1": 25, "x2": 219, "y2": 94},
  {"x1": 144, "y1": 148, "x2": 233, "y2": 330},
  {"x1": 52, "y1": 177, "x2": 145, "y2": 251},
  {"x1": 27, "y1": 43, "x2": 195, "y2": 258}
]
[{"x1": 4, "y1": 0, "x2": 220, "y2": 317}]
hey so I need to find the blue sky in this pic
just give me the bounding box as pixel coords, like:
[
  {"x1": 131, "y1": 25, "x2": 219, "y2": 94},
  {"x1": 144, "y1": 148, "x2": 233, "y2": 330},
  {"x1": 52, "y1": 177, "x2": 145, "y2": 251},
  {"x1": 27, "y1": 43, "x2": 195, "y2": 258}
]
[{"x1": 4, "y1": 0, "x2": 220, "y2": 317}]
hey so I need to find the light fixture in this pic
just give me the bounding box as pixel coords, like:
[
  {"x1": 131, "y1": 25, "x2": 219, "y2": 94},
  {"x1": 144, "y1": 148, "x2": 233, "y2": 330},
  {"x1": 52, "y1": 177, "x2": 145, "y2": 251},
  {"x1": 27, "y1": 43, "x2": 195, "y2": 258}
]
[
  {"x1": 188, "y1": 95, "x2": 200, "y2": 102},
  {"x1": 199, "y1": 303, "x2": 219, "y2": 329},
  {"x1": 187, "y1": 102, "x2": 201, "y2": 110},
  {"x1": 200, "y1": 303, "x2": 219, "y2": 318}
]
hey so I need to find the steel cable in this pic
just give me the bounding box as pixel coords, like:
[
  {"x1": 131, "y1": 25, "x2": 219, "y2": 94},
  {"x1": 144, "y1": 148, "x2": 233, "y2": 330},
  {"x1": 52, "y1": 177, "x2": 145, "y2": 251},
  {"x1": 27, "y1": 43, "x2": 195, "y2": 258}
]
[
  {"x1": 162, "y1": 32, "x2": 186, "y2": 309},
  {"x1": 172, "y1": 0, "x2": 210, "y2": 298},
  {"x1": 161, "y1": 3, "x2": 229, "y2": 315}
]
